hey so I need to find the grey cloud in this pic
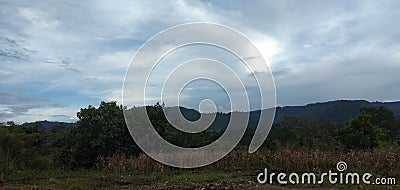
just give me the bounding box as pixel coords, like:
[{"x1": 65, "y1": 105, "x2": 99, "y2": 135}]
[
  {"x1": 50, "y1": 114, "x2": 75, "y2": 121},
  {"x1": 0, "y1": 92, "x2": 62, "y2": 107},
  {"x1": 246, "y1": 69, "x2": 287, "y2": 79},
  {"x1": 0, "y1": 112, "x2": 19, "y2": 122},
  {"x1": 1, "y1": 0, "x2": 399, "y2": 121},
  {"x1": 44, "y1": 57, "x2": 82, "y2": 73},
  {"x1": 214, "y1": 1, "x2": 400, "y2": 106},
  {"x1": 272, "y1": 68, "x2": 290, "y2": 77},
  {"x1": 65, "y1": 67, "x2": 82, "y2": 73},
  {"x1": 0, "y1": 92, "x2": 65, "y2": 122},
  {"x1": 0, "y1": 36, "x2": 32, "y2": 61},
  {"x1": 80, "y1": 76, "x2": 100, "y2": 81},
  {"x1": 45, "y1": 57, "x2": 70, "y2": 67},
  {"x1": 6, "y1": 105, "x2": 32, "y2": 113},
  {"x1": 275, "y1": 47, "x2": 400, "y2": 105}
]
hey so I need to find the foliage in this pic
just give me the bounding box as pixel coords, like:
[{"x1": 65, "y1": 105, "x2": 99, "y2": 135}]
[
  {"x1": 360, "y1": 106, "x2": 399, "y2": 141},
  {"x1": 264, "y1": 116, "x2": 340, "y2": 150},
  {"x1": 337, "y1": 112, "x2": 388, "y2": 150},
  {"x1": 96, "y1": 147, "x2": 400, "y2": 179},
  {"x1": 1, "y1": 101, "x2": 400, "y2": 189},
  {"x1": 57, "y1": 101, "x2": 140, "y2": 169},
  {"x1": 0, "y1": 123, "x2": 61, "y2": 173}
]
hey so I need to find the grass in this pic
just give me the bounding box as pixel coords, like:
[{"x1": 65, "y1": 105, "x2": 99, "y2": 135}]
[
  {"x1": 96, "y1": 146, "x2": 400, "y2": 177},
  {"x1": 165, "y1": 171, "x2": 233, "y2": 184},
  {"x1": 2, "y1": 147, "x2": 399, "y2": 189},
  {"x1": 2, "y1": 169, "x2": 238, "y2": 189},
  {"x1": 4, "y1": 169, "x2": 396, "y2": 189}
]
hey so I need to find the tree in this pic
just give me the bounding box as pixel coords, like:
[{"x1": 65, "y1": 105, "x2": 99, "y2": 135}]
[
  {"x1": 0, "y1": 123, "x2": 55, "y2": 172},
  {"x1": 360, "y1": 106, "x2": 398, "y2": 141},
  {"x1": 58, "y1": 101, "x2": 140, "y2": 168},
  {"x1": 145, "y1": 102, "x2": 168, "y2": 135},
  {"x1": 337, "y1": 112, "x2": 387, "y2": 150},
  {"x1": 264, "y1": 116, "x2": 339, "y2": 150},
  {"x1": 145, "y1": 102, "x2": 212, "y2": 148}
]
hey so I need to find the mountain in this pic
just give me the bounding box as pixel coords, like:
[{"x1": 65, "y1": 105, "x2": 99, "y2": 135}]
[
  {"x1": 273, "y1": 100, "x2": 400, "y2": 123},
  {"x1": 176, "y1": 100, "x2": 400, "y2": 131},
  {"x1": 21, "y1": 120, "x2": 76, "y2": 130},
  {"x1": 20, "y1": 100, "x2": 399, "y2": 132}
]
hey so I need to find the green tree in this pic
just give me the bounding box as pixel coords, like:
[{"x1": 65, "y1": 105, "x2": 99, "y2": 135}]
[
  {"x1": 265, "y1": 117, "x2": 339, "y2": 149},
  {"x1": 58, "y1": 101, "x2": 140, "y2": 168},
  {"x1": 337, "y1": 112, "x2": 387, "y2": 150},
  {"x1": 146, "y1": 102, "x2": 212, "y2": 148},
  {"x1": 146, "y1": 102, "x2": 168, "y2": 135},
  {"x1": 360, "y1": 106, "x2": 398, "y2": 141}
]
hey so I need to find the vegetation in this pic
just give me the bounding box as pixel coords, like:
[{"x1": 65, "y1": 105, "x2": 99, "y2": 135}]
[
  {"x1": 57, "y1": 102, "x2": 140, "y2": 169},
  {"x1": 0, "y1": 101, "x2": 399, "y2": 189}
]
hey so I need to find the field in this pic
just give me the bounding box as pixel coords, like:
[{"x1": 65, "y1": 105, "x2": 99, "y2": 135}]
[{"x1": 2, "y1": 147, "x2": 399, "y2": 189}]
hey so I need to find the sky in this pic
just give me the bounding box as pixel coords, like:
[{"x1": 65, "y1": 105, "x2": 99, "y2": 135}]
[{"x1": 1, "y1": 0, "x2": 400, "y2": 123}]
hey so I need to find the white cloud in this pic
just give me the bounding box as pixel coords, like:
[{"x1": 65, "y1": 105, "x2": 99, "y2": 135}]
[
  {"x1": 1, "y1": 0, "x2": 399, "y2": 122},
  {"x1": 18, "y1": 7, "x2": 61, "y2": 29}
]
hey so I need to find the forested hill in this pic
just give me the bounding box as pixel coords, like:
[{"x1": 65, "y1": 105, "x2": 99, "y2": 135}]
[
  {"x1": 271, "y1": 100, "x2": 400, "y2": 123},
  {"x1": 17, "y1": 100, "x2": 400, "y2": 131},
  {"x1": 178, "y1": 100, "x2": 400, "y2": 131},
  {"x1": 21, "y1": 120, "x2": 76, "y2": 130}
]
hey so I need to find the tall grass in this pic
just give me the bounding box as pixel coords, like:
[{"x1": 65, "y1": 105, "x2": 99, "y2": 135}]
[
  {"x1": 97, "y1": 154, "x2": 166, "y2": 174},
  {"x1": 97, "y1": 146, "x2": 400, "y2": 178}
]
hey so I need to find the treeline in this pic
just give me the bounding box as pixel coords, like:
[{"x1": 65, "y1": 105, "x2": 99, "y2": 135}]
[
  {"x1": 0, "y1": 101, "x2": 399, "y2": 174},
  {"x1": 266, "y1": 106, "x2": 400, "y2": 150},
  {"x1": 0, "y1": 121, "x2": 66, "y2": 173}
]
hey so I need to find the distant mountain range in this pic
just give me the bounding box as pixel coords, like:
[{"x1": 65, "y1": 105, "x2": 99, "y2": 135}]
[
  {"x1": 175, "y1": 100, "x2": 400, "y2": 131},
  {"x1": 266, "y1": 100, "x2": 399, "y2": 123},
  {"x1": 22, "y1": 100, "x2": 400, "y2": 131},
  {"x1": 21, "y1": 120, "x2": 76, "y2": 129}
]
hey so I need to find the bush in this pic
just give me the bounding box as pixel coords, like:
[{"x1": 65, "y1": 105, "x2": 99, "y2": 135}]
[
  {"x1": 337, "y1": 112, "x2": 388, "y2": 150},
  {"x1": 29, "y1": 156, "x2": 52, "y2": 170}
]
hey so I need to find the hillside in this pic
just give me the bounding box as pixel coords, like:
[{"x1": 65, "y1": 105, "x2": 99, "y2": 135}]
[
  {"x1": 19, "y1": 100, "x2": 400, "y2": 131},
  {"x1": 176, "y1": 100, "x2": 400, "y2": 131},
  {"x1": 273, "y1": 100, "x2": 400, "y2": 123},
  {"x1": 21, "y1": 120, "x2": 76, "y2": 130}
]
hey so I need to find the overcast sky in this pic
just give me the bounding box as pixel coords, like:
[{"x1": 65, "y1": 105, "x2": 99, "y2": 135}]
[{"x1": 1, "y1": 0, "x2": 400, "y2": 123}]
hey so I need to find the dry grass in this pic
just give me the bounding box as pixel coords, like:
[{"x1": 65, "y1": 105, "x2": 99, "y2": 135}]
[
  {"x1": 97, "y1": 154, "x2": 166, "y2": 174},
  {"x1": 97, "y1": 146, "x2": 400, "y2": 178}
]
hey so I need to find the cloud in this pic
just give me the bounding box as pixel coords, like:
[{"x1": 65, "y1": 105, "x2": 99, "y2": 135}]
[
  {"x1": 208, "y1": 1, "x2": 400, "y2": 106},
  {"x1": 44, "y1": 57, "x2": 82, "y2": 73},
  {"x1": 271, "y1": 68, "x2": 291, "y2": 77},
  {"x1": 0, "y1": 0, "x2": 399, "y2": 122},
  {"x1": 275, "y1": 46, "x2": 400, "y2": 105},
  {"x1": 0, "y1": 92, "x2": 65, "y2": 122},
  {"x1": 18, "y1": 7, "x2": 61, "y2": 29},
  {"x1": 0, "y1": 92, "x2": 62, "y2": 107},
  {"x1": 0, "y1": 36, "x2": 32, "y2": 61}
]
